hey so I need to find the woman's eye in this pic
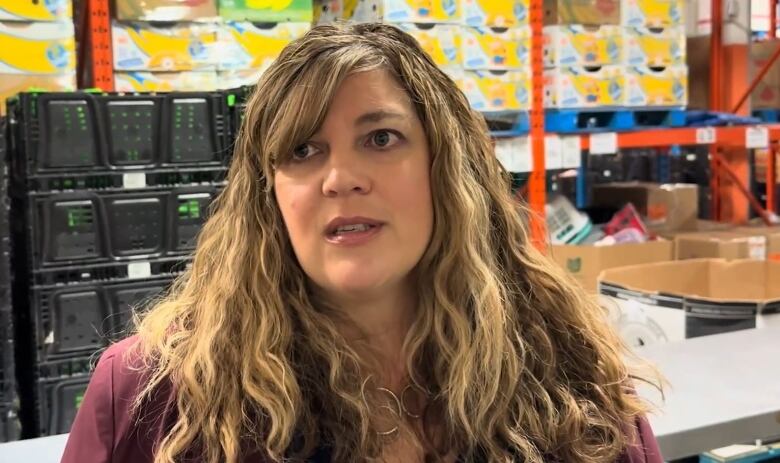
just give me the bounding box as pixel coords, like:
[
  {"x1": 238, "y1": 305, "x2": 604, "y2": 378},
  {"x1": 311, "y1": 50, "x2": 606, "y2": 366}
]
[
  {"x1": 292, "y1": 143, "x2": 317, "y2": 161},
  {"x1": 368, "y1": 130, "x2": 400, "y2": 149}
]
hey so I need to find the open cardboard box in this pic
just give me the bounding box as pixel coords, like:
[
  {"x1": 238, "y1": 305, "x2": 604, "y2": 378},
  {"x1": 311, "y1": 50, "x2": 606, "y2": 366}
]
[
  {"x1": 591, "y1": 182, "x2": 698, "y2": 234},
  {"x1": 551, "y1": 240, "x2": 674, "y2": 293},
  {"x1": 598, "y1": 259, "x2": 780, "y2": 348}
]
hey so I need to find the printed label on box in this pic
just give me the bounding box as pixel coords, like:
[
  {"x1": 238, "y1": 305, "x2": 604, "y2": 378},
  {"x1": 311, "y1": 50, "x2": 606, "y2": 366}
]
[
  {"x1": 462, "y1": 26, "x2": 529, "y2": 70},
  {"x1": 544, "y1": 66, "x2": 625, "y2": 108},
  {"x1": 400, "y1": 24, "x2": 460, "y2": 67},
  {"x1": 218, "y1": 21, "x2": 309, "y2": 70},
  {"x1": 115, "y1": 71, "x2": 219, "y2": 92},
  {"x1": 112, "y1": 21, "x2": 219, "y2": 71},
  {"x1": 345, "y1": 0, "x2": 460, "y2": 23},
  {"x1": 118, "y1": 0, "x2": 219, "y2": 21},
  {"x1": 622, "y1": 0, "x2": 684, "y2": 28},
  {"x1": 623, "y1": 26, "x2": 685, "y2": 66},
  {"x1": 460, "y1": 70, "x2": 531, "y2": 111},
  {"x1": 0, "y1": 0, "x2": 72, "y2": 21},
  {"x1": 218, "y1": 0, "x2": 314, "y2": 22},
  {"x1": 543, "y1": 25, "x2": 622, "y2": 67},
  {"x1": 624, "y1": 65, "x2": 687, "y2": 107},
  {"x1": 461, "y1": 0, "x2": 528, "y2": 27},
  {"x1": 0, "y1": 21, "x2": 75, "y2": 74}
]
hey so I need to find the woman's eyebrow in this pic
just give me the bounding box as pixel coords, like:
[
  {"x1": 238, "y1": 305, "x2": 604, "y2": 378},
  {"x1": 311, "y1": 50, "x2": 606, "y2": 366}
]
[{"x1": 354, "y1": 110, "x2": 408, "y2": 126}]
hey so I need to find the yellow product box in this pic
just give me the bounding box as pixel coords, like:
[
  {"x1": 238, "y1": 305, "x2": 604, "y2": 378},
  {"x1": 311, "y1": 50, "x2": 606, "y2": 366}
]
[
  {"x1": 461, "y1": 0, "x2": 529, "y2": 27},
  {"x1": 461, "y1": 26, "x2": 529, "y2": 70},
  {"x1": 0, "y1": 73, "x2": 75, "y2": 115},
  {"x1": 544, "y1": 65, "x2": 625, "y2": 108},
  {"x1": 115, "y1": 71, "x2": 220, "y2": 92},
  {"x1": 116, "y1": 0, "x2": 218, "y2": 21},
  {"x1": 217, "y1": 21, "x2": 309, "y2": 71},
  {"x1": 543, "y1": 25, "x2": 621, "y2": 67},
  {"x1": 621, "y1": 0, "x2": 683, "y2": 28},
  {"x1": 624, "y1": 65, "x2": 686, "y2": 107},
  {"x1": 216, "y1": 69, "x2": 264, "y2": 89},
  {"x1": 314, "y1": 0, "x2": 343, "y2": 23},
  {"x1": 344, "y1": 0, "x2": 460, "y2": 24},
  {"x1": 112, "y1": 21, "x2": 219, "y2": 71},
  {"x1": 0, "y1": 21, "x2": 75, "y2": 74},
  {"x1": 457, "y1": 69, "x2": 531, "y2": 111},
  {"x1": 399, "y1": 24, "x2": 460, "y2": 68},
  {"x1": 0, "y1": 0, "x2": 72, "y2": 21},
  {"x1": 544, "y1": 0, "x2": 620, "y2": 25},
  {"x1": 623, "y1": 26, "x2": 684, "y2": 66}
]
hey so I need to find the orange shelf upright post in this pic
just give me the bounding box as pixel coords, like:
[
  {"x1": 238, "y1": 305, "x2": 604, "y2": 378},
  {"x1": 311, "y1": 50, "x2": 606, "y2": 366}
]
[
  {"x1": 86, "y1": 0, "x2": 114, "y2": 91},
  {"x1": 710, "y1": 0, "x2": 723, "y2": 220},
  {"x1": 528, "y1": 0, "x2": 546, "y2": 249},
  {"x1": 769, "y1": 145, "x2": 778, "y2": 213}
]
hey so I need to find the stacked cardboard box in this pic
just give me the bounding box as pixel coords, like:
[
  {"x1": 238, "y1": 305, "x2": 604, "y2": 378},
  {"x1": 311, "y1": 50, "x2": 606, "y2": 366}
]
[
  {"x1": 0, "y1": 0, "x2": 76, "y2": 114},
  {"x1": 113, "y1": 0, "x2": 221, "y2": 91},
  {"x1": 542, "y1": 0, "x2": 687, "y2": 108}
]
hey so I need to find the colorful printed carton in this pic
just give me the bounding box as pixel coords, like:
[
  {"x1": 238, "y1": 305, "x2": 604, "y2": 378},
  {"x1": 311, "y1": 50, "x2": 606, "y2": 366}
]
[
  {"x1": 0, "y1": 0, "x2": 72, "y2": 21},
  {"x1": 461, "y1": 26, "x2": 529, "y2": 70},
  {"x1": 115, "y1": 71, "x2": 220, "y2": 92},
  {"x1": 344, "y1": 0, "x2": 460, "y2": 24},
  {"x1": 544, "y1": 65, "x2": 624, "y2": 108},
  {"x1": 116, "y1": 0, "x2": 218, "y2": 21},
  {"x1": 0, "y1": 73, "x2": 75, "y2": 115},
  {"x1": 624, "y1": 65, "x2": 687, "y2": 106},
  {"x1": 218, "y1": 0, "x2": 313, "y2": 22},
  {"x1": 112, "y1": 21, "x2": 219, "y2": 71},
  {"x1": 399, "y1": 24, "x2": 460, "y2": 68},
  {"x1": 623, "y1": 26, "x2": 684, "y2": 66},
  {"x1": 456, "y1": 69, "x2": 531, "y2": 111},
  {"x1": 0, "y1": 21, "x2": 75, "y2": 74},
  {"x1": 461, "y1": 0, "x2": 529, "y2": 27},
  {"x1": 543, "y1": 25, "x2": 621, "y2": 67},
  {"x1": 621, "y1": 0, "x2": 683, "y2": 28},
  {"x1": 217, "y1": 22, "x2": 309, "y2": 71},
  {"x1": 544, "y1": 0, "x2": 620, "y2": 26}
]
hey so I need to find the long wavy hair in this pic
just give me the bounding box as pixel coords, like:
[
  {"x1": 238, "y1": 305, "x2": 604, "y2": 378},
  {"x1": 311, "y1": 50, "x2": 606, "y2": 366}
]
[{"x1": 132, "y1": 22, "x2": 658, "y2": 463}]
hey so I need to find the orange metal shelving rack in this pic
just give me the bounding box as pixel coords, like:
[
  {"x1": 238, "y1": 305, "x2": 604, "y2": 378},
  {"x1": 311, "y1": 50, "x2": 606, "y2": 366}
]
[{"x1": 86, "y1": 0, "x2": 114, "y2": 91}]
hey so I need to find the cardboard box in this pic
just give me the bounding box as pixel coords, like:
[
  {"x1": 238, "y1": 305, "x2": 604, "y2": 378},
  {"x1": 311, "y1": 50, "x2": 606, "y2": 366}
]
[
  {"x1": 218, "y1": 0, "x2": 313, "y2": 22},
  {"x1": 623, "y1": 26, "x2": 685, "y2": 66},
  {"x1": 591, "y1": 182, "x2": 698, "y2": 233},
  {"x1": 544, "y1": 65, "x2": 624, "y2": 108},
  {"x1": 343, "y1": 0, "x2": 460, "y2": 24},
  {"x1": 216, "y1": 69, "x2": 265, "y2": 89},
  {"x1": 656, "y1": 219, "x2": 733, "y2": 240},
  {"x1": 543, "y1": 25, "x2": 622, "y2": 67},
  {"x1": 624, "y1": 65, "x2": 687, "y2": 107},
  {"x1": 461, "y1": 26, "x2": 529, "y2": 70},
  {"x1": 551, "y1": 240, "x2": 673, "y2": 293},
  {"x1": 750, "y1": 41, "x2": 780, "y2": 110},
  {"x1": 400, "y1": 24, "x2": 460, "y2": 68},
  {"x1": 116, "y1": 0, "x2": 218, "y2": 21},
  {"x1": 217, "y1": 22, "x2": 309, "y2": 71},
  {"x1": 461, "y1": 0, "x2": 529, "y2": 27},
  {"x1": 112, "y1": 22, "x2": 219, "y2": 71},
  {"x1": 115, "y1": 71, "x2": 220, "y2": 92},
  {"x1": 0, "y1": 0, "x2": 72, "y2": 21},
  {"x1": 675, "y1": 231, "x2": 767, "y2": 261},
  {"x1": 0, "y1": 73, "x2": 75, "y2": 115},
  {"x1": 457, "y1": 69, "x2": 531, "y2": 111},
  {"x1": 0, "y1": 21, "x2": 75, "y2": 75},
  {"x1": 599, "y1": 259, "x2": 780, "y2": 347},
  {"x1": 544, "y1": 0, "x2": 620, "y2": 26},
  {"x1": 621, "y1": 0, "x2": 684, "y2": 28}
]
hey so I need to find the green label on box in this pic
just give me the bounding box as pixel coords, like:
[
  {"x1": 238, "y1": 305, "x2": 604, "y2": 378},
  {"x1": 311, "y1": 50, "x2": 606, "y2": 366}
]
[
  {"x1": 566, "y1": 257, "x2": 582, "y2": 273},
  {"x1": 218, "y1": 0, "x2": 314, "y2": 22}
]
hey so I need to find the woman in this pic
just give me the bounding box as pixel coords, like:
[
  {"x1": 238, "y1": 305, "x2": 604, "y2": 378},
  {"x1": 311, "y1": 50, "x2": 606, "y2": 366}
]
[{"x1": 62, "y1": 23, "x2": 662, "y2": 463}]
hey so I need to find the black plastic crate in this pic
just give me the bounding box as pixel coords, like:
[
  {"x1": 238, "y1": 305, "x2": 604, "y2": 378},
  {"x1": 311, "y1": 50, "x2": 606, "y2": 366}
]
[
  {"x1": 0, "y1": 310, "x2": 15, "y2": 405},
  {"x1": 26, "y1": 185, "x2": 218, "y2": 270},
  {"x1": 32, "y1": 255, "x2": 190, "y2": 287},
  {"x1": 8, "y1": 92, "x2": 230, "y2": 191},
  {"x1": 31, "y1": 277, "x2": 174, "y2": 363},
  {"x1": 35, "y1": 357, "x2": 92, "y2": 436},
  {"x1": 0, "y1": 401, "x2": 20, "y2": 443}
]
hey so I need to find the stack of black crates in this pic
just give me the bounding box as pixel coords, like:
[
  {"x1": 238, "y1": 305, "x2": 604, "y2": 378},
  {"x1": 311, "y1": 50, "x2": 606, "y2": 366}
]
[
  {"x1": 0, "y1": 117, "x2": 20, "y2": 443},
  {"x1": 5, "y1": 90, "x2": 232, "y2": 438}
]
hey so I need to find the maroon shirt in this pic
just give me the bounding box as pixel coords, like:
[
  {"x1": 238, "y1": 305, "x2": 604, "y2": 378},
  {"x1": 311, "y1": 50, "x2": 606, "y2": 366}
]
[{"x1": 61, "y1": 336, "x2": 664, "y2": 462}]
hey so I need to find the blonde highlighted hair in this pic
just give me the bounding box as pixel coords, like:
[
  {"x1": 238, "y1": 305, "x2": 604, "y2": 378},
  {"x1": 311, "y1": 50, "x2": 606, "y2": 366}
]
[{"x1": 132, "y1": 22, "x2": 657, "y2": 463}]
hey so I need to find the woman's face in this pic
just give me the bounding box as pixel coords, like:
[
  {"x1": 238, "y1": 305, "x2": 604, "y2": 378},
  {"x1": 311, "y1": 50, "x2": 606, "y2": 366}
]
[{"x1": 274, "y1": 69, "x2": 433, "y2": 302}]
